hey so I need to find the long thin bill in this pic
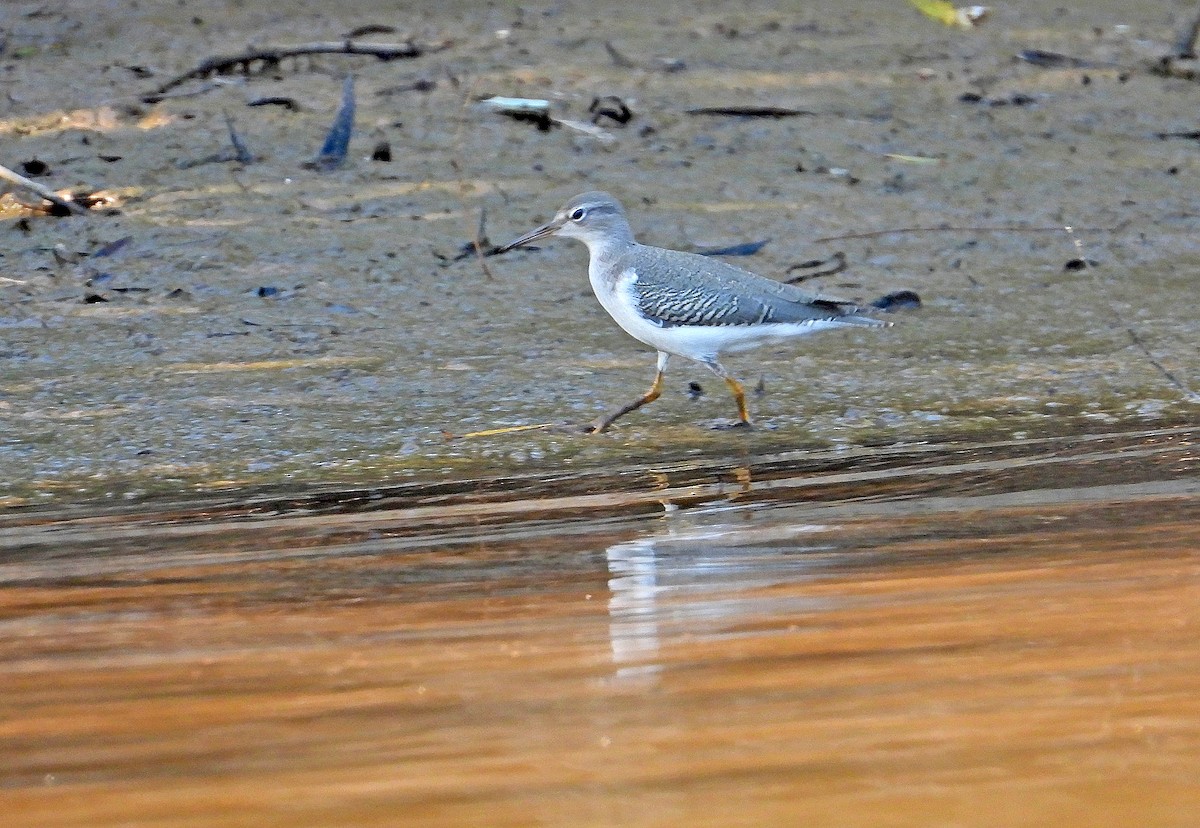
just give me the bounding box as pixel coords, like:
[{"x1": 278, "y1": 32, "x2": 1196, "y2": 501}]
[{"x1": 496, "y1": 220, "x2": 561, "y2": 253}]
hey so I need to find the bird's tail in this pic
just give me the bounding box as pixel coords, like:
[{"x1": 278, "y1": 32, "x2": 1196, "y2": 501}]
[{"x1": 838, "y1": 311, "x2": 891, "y2": 328}]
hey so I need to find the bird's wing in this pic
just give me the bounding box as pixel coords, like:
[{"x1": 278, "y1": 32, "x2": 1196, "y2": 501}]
[{"x1": 625, "y1": 245, "x2": 871, "y2": 328}]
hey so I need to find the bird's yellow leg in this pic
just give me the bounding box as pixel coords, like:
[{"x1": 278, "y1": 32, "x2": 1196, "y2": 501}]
[
  {"x1": 705, "y1": 358, "x2": 752, "y2": 427},
  {"x1": 723, "y1": 375, "x2": 751, "y2": 425},
  {"x1": 587, "y1": 352, "x2": 669, "y2": 433}
]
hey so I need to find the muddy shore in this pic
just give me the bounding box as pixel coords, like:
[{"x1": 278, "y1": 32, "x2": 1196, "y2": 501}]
[{"x1": 1, "y1": 0, "x2": 1197, "y2": 506}]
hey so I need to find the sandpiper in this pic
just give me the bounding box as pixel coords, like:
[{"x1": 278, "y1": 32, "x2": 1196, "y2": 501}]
[{"x1": 497, "y1": 192, "x2": 885, "y2": 433}]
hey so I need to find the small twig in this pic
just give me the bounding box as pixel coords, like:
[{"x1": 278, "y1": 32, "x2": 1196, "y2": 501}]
[
  {"x1": 1173, "y1": 11, "x2": 1200, "y2": 59},
  {"x1": 223, "y1": 111, "x2": 255, "y2": 163},
  {"x1": 602, "y1": 40, "x2": 685, "y2": 72},
  {"x1": 470, "y1": 206, "x2": 495, "y2": 279},
  {"x1": 1016, "y1": 49, "x2": 1115, "y2": 69},
  {"x1": 446, "y1": 423, "x2": 555, "y2": 440},
  {"x1": 145, "y1": 40, "x2": 439, "y2": 101},
  {"x1": 1150, "y1": 12, "x2": 1200, "y2": 79},
  {"x1": 1064, "y1": 225, "x2": 1198, "y2": 403},
  {"x1": 1122, "y1": 324, "x2": 1199, "y2": 401},
  {"x1": 696, "y1": 238, "x2": 770, "y2": 257},
  {"x1": 785, "y1": 251, "x2": 847, "y2": 283},
  {"x1": 451, "y1": 77, "x2": 494, "y2": 280},
  {"x1": 0, "y1": 162, "x2": 89, "y2": 215},
  {"x1": 812, "y1": 224, "x2": 1124, "y2": 244},
  {"x1": 686, "y1": 106, "x2": 816, "y2": 118},
  {"x1": 604, "y1": 40, "x2": 636, "y2": 68}
]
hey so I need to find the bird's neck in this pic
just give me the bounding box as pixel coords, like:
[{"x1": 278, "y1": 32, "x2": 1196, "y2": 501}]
[{"x1": 583, "y1": 234, "x2": 638, "y2": 272}]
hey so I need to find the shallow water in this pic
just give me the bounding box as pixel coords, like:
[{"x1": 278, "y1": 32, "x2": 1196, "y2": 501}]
[{"x1": 2, "y1": 425, "x2": 1197, "y2": 826}]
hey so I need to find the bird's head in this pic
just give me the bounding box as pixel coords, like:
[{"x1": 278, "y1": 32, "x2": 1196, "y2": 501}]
[{"x1": 497, "y1": 191, "x2": 634, "y2": 255}]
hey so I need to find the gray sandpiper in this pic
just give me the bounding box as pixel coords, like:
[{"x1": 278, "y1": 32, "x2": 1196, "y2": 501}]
[{"x1": 498, "y1": 191, "x2": 886, "y2": 433}]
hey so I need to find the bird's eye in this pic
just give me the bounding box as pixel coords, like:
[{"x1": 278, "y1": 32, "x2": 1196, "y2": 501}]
[{"x1": 569, "y1": 208, "x2": 586, "y2": 221}]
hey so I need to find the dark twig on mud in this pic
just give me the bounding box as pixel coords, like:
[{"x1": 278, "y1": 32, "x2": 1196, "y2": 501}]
[
  {"x1": 1064, "y1": 230, "x2": 1199, "y2": 403},
  {"x1": 470, "y1": 207, "x2": 496, "y2": 278},
  {"x1": 1122, "y1": 323, "x2": 1199, "y2": 402},
  {"x1": 785, "y1": 251, "x2": 846, "y2": 284},
  {"x1": 449, "y1": 77, "x2": 494, "y2": 280},
  {"x1": 177, "y1": 112, "x2": 257, "y2": 168},
  {"x1": 224, "y1": 112, "x2": 255, "y2": 164},
  {"x1": 1150, "y1": 10, "x2": 1200, "y2": 79},
  {"x1": 1172, "y1": 11, "x2": 1200, "y2": 59},
  {"x1": 0, "y1": 162, "x2": 89, "y2": 215},
  {"x1": 812, "y1": 224, "x2": 1124, "y2": 244},
  {"x1": 604, "y1": 41, "x2": 636, "y2": 68},
  {"x1": 686, "y1": 106, "x2": 816, "y2": 118},
  {"x1": 1016, "y1": 49, "x2": 1116, "y2": 70},
  {"x1": 144, "y1": 40, "x2": 437, "y2": 102}
]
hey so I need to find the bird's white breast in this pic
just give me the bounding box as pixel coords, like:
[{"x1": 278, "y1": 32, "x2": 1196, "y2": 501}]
[{"x1": 589, "y1": 265, "x2": 662, "y2": 344}]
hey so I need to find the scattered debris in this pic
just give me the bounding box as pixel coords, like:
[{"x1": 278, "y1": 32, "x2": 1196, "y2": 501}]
[
  {"x1": 687, "y1": 381, "x2": 704, "y2": 399},
  {"x1": 1017, "y1": 49, "x2": 1114, "y2": 69},
  {"x1": 785, "y1": 251, "x2": 846, "y2": 283},
  {"x1": 375, "y1": 78, "x2": 437, "y2": 95},
  {"x1": 1156, "y1": 130, "x2": 1200, "y2": 141},
  {"x1": 344, "y1": 24, "x2": 397, "y2": 38},
  {"x1": 476, "y1": 96, "x2": 552, "y2": 131},
  {"x1": 603, "y1": 41, "x2": 685, "y2": 73},
  {"x1": 20, "y1": 159, "x2": 49, "y2": 176},
  {"x1": 92, "y1": 236, "x2": 133, "y2": 258},
  {"x1": 1064, "y1": 257, "x2": 1099, "y2": 271},
  {"x1": 1173, "y1": 12, "x2": 1200, "y2": 59},
  {"x1": 812, "y1": 223, "x2": 1124, "y2": 244},
  {"x1": 475, "y1": 96, "x2": 615, "y2": 142},
  {"x1": 52, "y1": 244, "x2": 80, "y2": 266},
  {"x1": 697, "y1": 239, "x2": 770, "y2": 257},
  {"x1": 371, "y1": 140, "x2": 392, "y2": 161},
  {"x1": 224, "y1": 112, "x2": 255, "y2": 163},
  {"x1": 121, "y1": 64, "x2": 154, "y2": 78},
  {"x1": 1150, "y1": 11, "x2": 1200, "y2": 80},
  {"x1": 306, "y1": 75, "x2": 356, "y2": 171},
  {"x1": 589, "y1": 95, "x2": 632, "y2": 126},
  {"x1": 870, "y1": 290, "x2": 922, "y2": 312},
  {"x1": 440, "y1": 208, "x2": 504, "y2": 264},
  {"x1": 686, "y1": 106, "x2": 816, "y2": 118},
  {"x1": 144, "y1": 40, "x2": 440, "y2": 102},
  {"x1": 884, "y1": 153, "x2": 943, "y2": 164},
  {"x1": 177, "y1": 111, "x2": 257, "y2": 168},
  {"x1": 603, "y1": 41, "x2": 636, "y2": 68},
  {"x1": 247, "y1": 96, "x2": 300, "y2": 110},
  {"x1": 447, "y1": 423, "x2": 555, "y2": 440},
  {"x1": 0, "y1": 162, "x2": 91, "y2": 216},
  {"x1": 909, "y1": 0, "x2": 989, "y2": 29},
  {"x1": 554, "y1": 118, "x2": 616, "y2": 142},
  {"x1": 959, "y1": 91, "x2": 1038, "y2": 107}
]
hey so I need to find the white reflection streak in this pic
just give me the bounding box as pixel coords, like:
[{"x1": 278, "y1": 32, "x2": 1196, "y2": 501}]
[
  {"x1": 606, "y1": 537, "x2": 664, "y2": 682},
  {"x1": 605, "y1": 514, "x2": 837, "y2": 683}
]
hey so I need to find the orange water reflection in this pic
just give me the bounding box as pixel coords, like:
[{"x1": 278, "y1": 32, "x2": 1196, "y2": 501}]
[{"x1": 2, "y1": 429, "x2": 1198, "y2": 826}]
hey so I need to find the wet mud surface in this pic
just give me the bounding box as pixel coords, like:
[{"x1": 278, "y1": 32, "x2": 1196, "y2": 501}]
[{"x1": 1, "y1": 0, "x2": 1197, "y2": 505}]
